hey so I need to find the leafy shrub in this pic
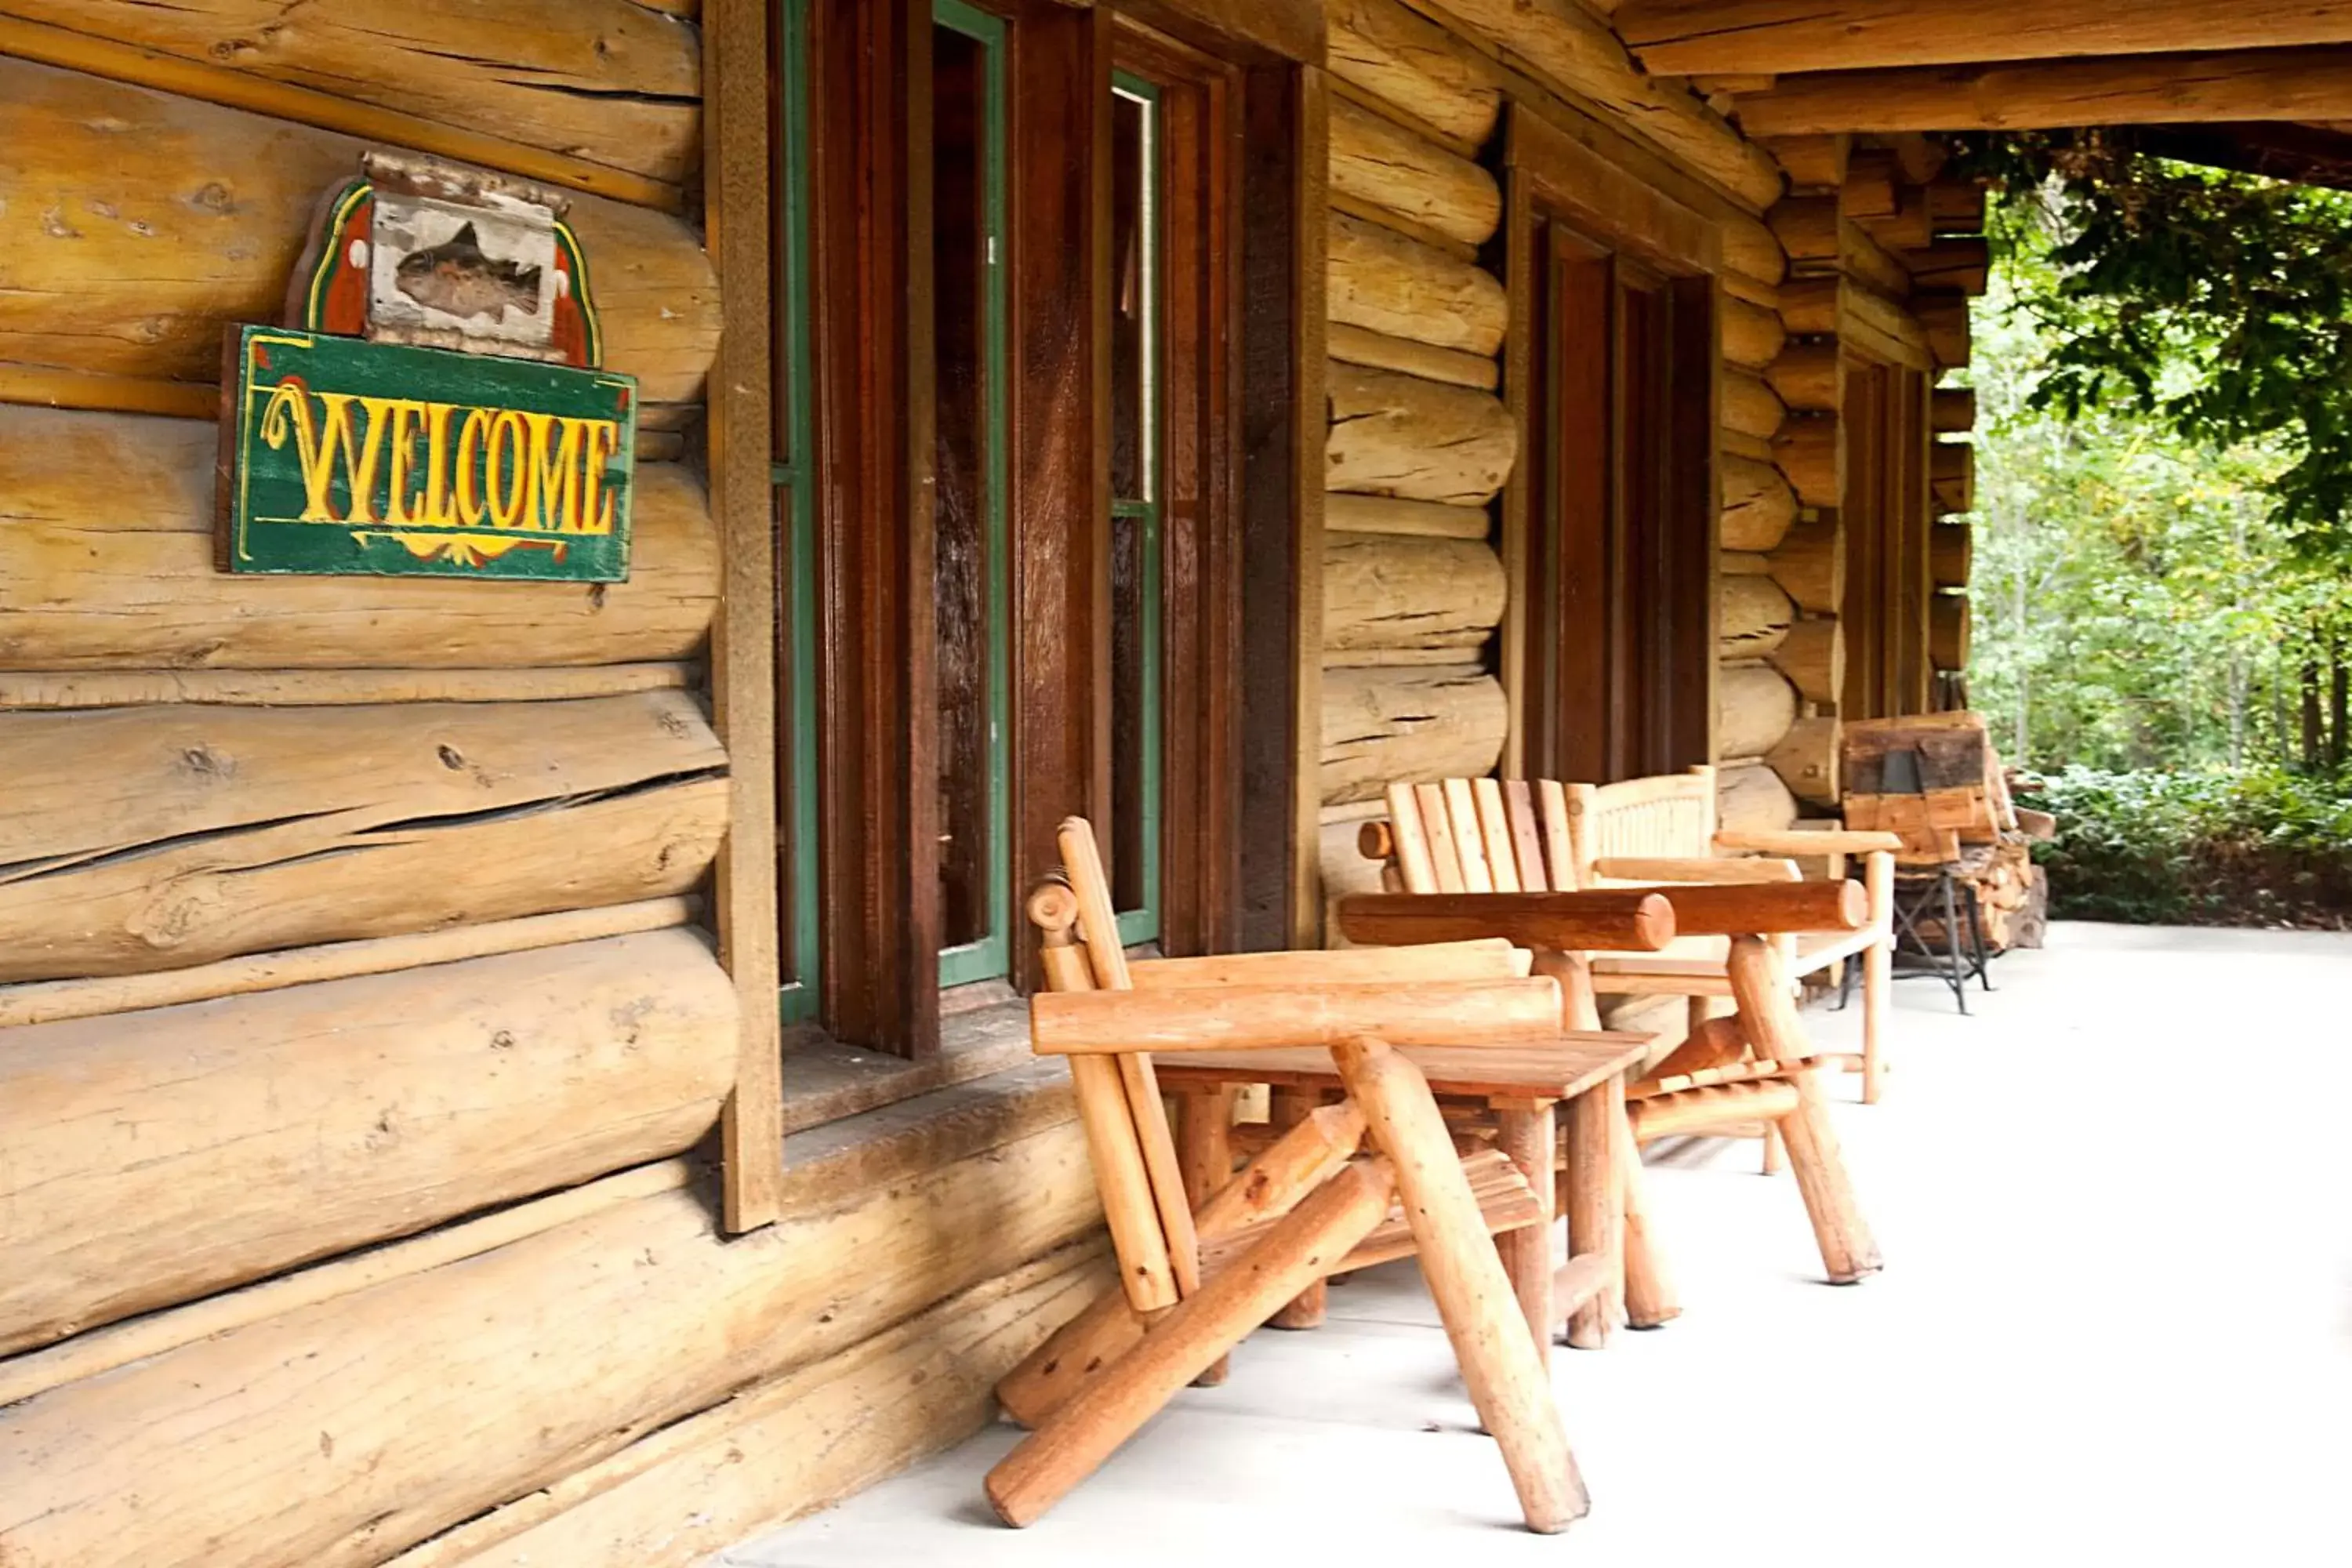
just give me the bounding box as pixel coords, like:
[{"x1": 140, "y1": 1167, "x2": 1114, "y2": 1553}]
[{"x1": 2020, "y1": 766, "x2": 2352, "y2": 927}]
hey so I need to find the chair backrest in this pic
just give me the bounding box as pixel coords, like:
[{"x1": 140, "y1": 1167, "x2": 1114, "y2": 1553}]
[
  {"x1": 1565, "y1": 766, "x2": 1718, "y2": 886},
  {"x1": 1361, "y1": 768, "x2": 1722, "y2": 895}
]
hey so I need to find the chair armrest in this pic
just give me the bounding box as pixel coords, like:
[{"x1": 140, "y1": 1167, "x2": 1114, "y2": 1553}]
[
  {"x1": 1618, "y1": 879, "x2": 1868, "y2": 937},
  {"x1": 1335, "y1": 891, "x2": 1676, "y2": 954},
  {"x1": 1592, "y1": 855, "x2": 1801, "y2": 885},
  {"x1": 1030, "y1": 977, "x2": 1565, "y2": 1054},
  {"x1": 1713, "y1": 829, "x2": 1905, "y2": 856}
]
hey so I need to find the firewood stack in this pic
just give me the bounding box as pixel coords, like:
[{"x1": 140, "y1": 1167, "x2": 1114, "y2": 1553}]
[{"x1": 1839, "y1": 713, "x2": 2050, "y2": 952}]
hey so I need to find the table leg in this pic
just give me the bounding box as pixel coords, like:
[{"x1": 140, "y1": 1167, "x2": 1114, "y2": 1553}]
[
  {"x1": 1174, "y1": 1086, "x2": 1239, "y2": 1384},
  {"x1": 1266, "y1": 1085, "x2": 1327, "y2": 1329},
  {"x1": 1491, "y1": 1098, "x2": 1557, "y2": 1367},
  {"x1": 1563, "y1": 1072, "x2": 1622, "y2": 1348}
]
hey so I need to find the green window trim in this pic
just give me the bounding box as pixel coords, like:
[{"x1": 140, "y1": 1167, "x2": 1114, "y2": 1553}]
[
  {"x1": 933, "y1": 0, "x2": 1014, "y2": 990},
  {"x1": 775, "y1": 0, "x2": 821, "y2": 1024},
  {"x1": 1112, "y1": 70, "x2": 1163, "y2": 949}
]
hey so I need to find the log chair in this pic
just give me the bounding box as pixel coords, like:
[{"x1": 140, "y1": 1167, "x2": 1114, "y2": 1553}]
[
  {"x1": 1344, "y1": 775, "x2": 1886, "y2": 1342},
  {"x1": 985, "y1": 819, "x2": 1657, "y2": 1533}
]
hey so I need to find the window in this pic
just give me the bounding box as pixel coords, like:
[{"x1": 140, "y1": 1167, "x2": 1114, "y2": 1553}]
[
  {"x1": 1511, "y1": 167, "x2": 1717, "y2": 785},
  {"x1": 1108, "y1": 69, "x2": 1163, "y2": 946},
  {"x1": 931, "y1": 0, "x2": 1012, "y2": 987},
  {"x1": 773, "y1": 0, "x2": 818, "y2": 1022}
]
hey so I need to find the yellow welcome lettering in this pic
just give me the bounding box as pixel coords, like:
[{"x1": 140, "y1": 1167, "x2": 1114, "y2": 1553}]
[
  {"x1": 259, "y1": 382, "x2": 363, "y2": 523},
  {"x1": 524, "y1": 412, "x2": 581, "y2": 533},
  {"x1": 485, "y1": 410, "x2": 529, "y2": 529},
  {"x1": 453, "y1": 409, "x2": 491, "y2": 527},
  {"x1": 339, "y1": 397, "x2": 394, "y2": 525},
  {"x1": 419, "y1": 402, "x2": 459, "y2": 527},
  {"x1": 383, "y1": 400, "x2": 423, "y2": 525},
  {"x1": 577, "y1": 419, "x2": 619, "y2": 537}
]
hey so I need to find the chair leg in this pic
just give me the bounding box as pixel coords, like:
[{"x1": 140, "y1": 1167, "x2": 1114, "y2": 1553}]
[
  {"x1": 1334, "y1": 1037, "x2": 1590, "y2": 1534},
  {"x1": 1773, "y1": 1068, "x2": 1882, "y2": 1284},
  {"x1": 1266, "y1": 1086, "x2": 1329, "y2": 1329},
  {"x1": 985, "y1": 1159, "x2": 1399, "y2": 1527},
  {"x1": 1861, "y1": 931, "x2": 1889, "y2": 1105},
  {"x1": 1965, "y1": 884, "x2": 1995, "y2": 991},
  {"x1": 1494, "y1": 1101, "x2": 1558, "y2": 1366},
  {"x1": 1761, "y1": 1123, "x2": 1785, "y2": 1176},
  {"x1": 1561, "y1": 1076, "x2": 1619, "y2": 1350},
  {"x1": 1174, "y1": 1087, "x2": 1238, "y2": 1387},
  {"x1": 1613, "y1": 1102, "x2": 1680, "y2": 1329}
]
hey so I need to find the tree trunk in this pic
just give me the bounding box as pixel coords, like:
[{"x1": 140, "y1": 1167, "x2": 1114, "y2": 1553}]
[
  {"x1": 2332, "y1": 640, "x2": 2349, "y2": 772},
  {"x1": 2303, "y1": 659, "x2": 2324, "y2": 771}
]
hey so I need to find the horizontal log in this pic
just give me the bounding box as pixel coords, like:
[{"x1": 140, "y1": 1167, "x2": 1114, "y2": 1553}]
[
  {"x1": 1762, "y1": 132, "x2": 1850, "y2": 190},
  {"x1": 1933, "y1": 593, "x2": 1971, "y2": 670},
  {"x1": 1904, "y1": 238, "x2": 1991, "y2": 295},
  {"x1": 1329, "y1": 95, "x2": 1501, "y2": 247},
  {"x1": 1841, "y1": 148, "x2": 1899, "y2": 216},
  {"x1": 383, "y1": 1245, "x2": 1109, "y2": 1568},
  {"x1": 1716, "y1": 760, "x2": 1800, "y2": 835},
  {"x1": 2, "y1": 0, "x2": 699, "y2": 187},
  {"x1": 0, "y1": 59, "x2": 717, "y2": 406},
  {"x1": 1927, "y1": 177, "x2": 1990, "y2": 235},
  {"x1": 1327, "y1": 209, "x2": 1509, "y2": 354},
  {"x1": 1326, "y1": 361, "x2": 1517, "y2": 506},
  {"x1": 0, "y1": 690, "x2": 726, "y2": 982},
  {"x1": 1721, "y1": 550, "x2": 1772, "y2": 575},
  {"x1": 1336, "y1": 891, "x2": 1677, "y2": 954},
  {"x1": 0, "y1": 896, "x2": 693, "y2": 1030},
  {"x1": 1615, "y1": 0, "x2": 2352, "y2": 74},
  {"x1": 1722, "y1": 371, "x2": 1787, "y2": 442},
  {"x1": 1737, "y1": 45, "x2": 2352, "y2": 136},
  {"x1": 1327, "y1": 321, "x2": 1499, "y2": 390},
  {"x1": 1933, "y1": 439, "x2": 1977, "y2": 513},
  {"x1": 1920, "y1": 292, "x2": 1973, "y2": 368},
  {"x1": 1770, "y1": 615, "x2": 1845, "y2": 705},
  {"x1": 1766, "y1": 716, "x2": 1841, "y2": 807},
  {"x1": 1434, "y1": 0, "x2": 1784, "y2": 210},
  {"x1": 0, "y1": 928, "x2": 735, "y2": 1358},
  {"x1": 0, "y1": 1122, "x2": 1105, "y2": 1568},
  {"x1": 1933, "y1": 387, "x2": 1979, "y2": 434},
  {"x1": 1777, "y1": 274, "x2": 1926, "y2": 368},
  {"x1": 1635, "y1": 879, "x2": 1864, "y2": 936},
  {"x1": 1721, "y1": 575, "x2": 1795, "y2": 659},
  {"x1": 1766, "y1": 339, "x2": 1843, "y2": 412},
  {"x1": 1721, "y1": 209, "x2": 1788, "y2": 289},
  {"x1": 1722, "y1": 452, "x2": 1798, "y2": 552},
  {"x1": 1629, "y1": 1078, "x2": 1801, "y2": 1141},
  {"x1": 1323, "y1": 532, "x2": 1506, "y2": 653},
  {"x1": 1932, "y1": 522, "x2": 1974, "y2": 588},
  {"x1": 1029, "y1": 976, "x2": 1566, "y2": 1054},
  {"x1": 0, "y1": 408, "x2": 716, "y2": 670},
  {"x1": 1324, "y1": 492, "x2": 1491, "y2": 539},
  {"x1": 1722, "y1": 291, "x2": 1788, "y2": 369},
  {"x1": 1325, "y1": 0, "x2": 1502, "y2": 147},
  {"x1": 1320, "y1": 664, "x2": 1508, "y2": 804},
  {"x1": 1769, "y1": 514, "x2": 1846, "y2": 613},
  {"x1": 1770, "y1": 195, "x2": 1839, "y2": 263},
  {"x1": 1775, "y1": 412, "x2": 1844, "y2": 507},
  {"x1": 0, "y1": 664, "x2": 695, "y2": 710},
  {"x1": 1843, "y1": 218, "x2": 1913, "y2": 301},
  {"x1": 1855, "y1": 187, "x2": 1933, "y2": 250},
  {"x1": 1718, "y1": 662, "x2": 1800, "y2": 760}
]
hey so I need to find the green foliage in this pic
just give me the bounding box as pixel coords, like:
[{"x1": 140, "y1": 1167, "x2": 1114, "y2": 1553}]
[
  {"x1": 2024, "y1": 767, "x2": 2352, "y2": 928},
  {"x1": 1965, "y1": 132, "x2": 2352, "y2": 557}
]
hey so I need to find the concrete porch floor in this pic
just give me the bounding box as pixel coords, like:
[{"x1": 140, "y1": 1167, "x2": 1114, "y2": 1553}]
[{"x1": 725, "y1": 923, "x2": 2352, "y2": 1566}]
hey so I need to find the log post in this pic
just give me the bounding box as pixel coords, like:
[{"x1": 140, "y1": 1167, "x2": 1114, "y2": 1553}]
[
  {"x1": 984, "y1": 1158, "x2": 1400, "y2": 1527},
  {"x1": 1613, "y1": 1098, "x2": 1679, "y2": 1328},
  {"x1": 1862, "y1": 851, "x2": 1893, "y2": 1105},
  {"x1": 1175, "y1": 1086, "x2": 1240, "y2": 1385},
  {"x1": 1561, "y1": 1073, "x2": 1622, "y2": 1351},
  {"x1": 1333, "y1": 1036, "x2": 1588, "y2": 1534}
]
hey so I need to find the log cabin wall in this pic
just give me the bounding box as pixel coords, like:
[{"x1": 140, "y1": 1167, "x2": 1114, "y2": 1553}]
[{"x1": 0, "y1": 5, "x2": 1112, "y2": 1565}]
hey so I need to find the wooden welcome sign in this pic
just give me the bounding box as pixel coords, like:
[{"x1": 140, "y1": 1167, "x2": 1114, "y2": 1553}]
[{"x1": 216, "y1": 152, "x2": 636, "y2": 582}]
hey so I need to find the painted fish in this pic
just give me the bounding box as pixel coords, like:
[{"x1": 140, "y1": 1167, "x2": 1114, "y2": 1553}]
[{"x1": 394, "y1": 222, "x2": 543, "y2": 321}]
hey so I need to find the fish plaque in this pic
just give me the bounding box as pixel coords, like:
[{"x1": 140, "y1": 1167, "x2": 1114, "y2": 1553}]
[{"x1": 216, "y1": 154, "x2": 633, "y2": 581}]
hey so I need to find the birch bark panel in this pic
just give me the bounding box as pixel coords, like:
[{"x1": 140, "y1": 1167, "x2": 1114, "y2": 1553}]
[
  {"x1": 0, "y1": 0, "x2": 702, "y2": 186},
  {"x1": 0, "y1": 58, "x2": 718, "y2": 405},
  {"x1": 0, "y1": 1123, "x2": 1108, "y2": 1568},
  {"x1": 0, "y1": 408, "x2": 717, "y2": 670},
  {"x1": 0, "y1": 928, "x2": 738, "y2": 1358}
]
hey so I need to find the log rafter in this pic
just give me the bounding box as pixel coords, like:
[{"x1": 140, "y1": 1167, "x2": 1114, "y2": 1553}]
[{"x1": 1614, "y1": 1, "x2": 2352, "y2": 77}]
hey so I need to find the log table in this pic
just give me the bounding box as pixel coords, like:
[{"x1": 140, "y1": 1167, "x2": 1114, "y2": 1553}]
[{"x1": 1152, "y1": 1030, "x2": 1650, "y2": 1366}]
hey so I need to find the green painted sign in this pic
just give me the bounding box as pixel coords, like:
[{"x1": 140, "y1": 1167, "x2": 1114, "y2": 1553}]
[{"x1": 218, "y1": 325, "x2": 637, "y2": 581}]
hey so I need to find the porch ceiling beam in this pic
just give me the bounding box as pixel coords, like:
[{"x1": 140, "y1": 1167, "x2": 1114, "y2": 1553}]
[
  {"x1": 1731, "y1": 46, "x2": 2352, "y2": 136},
  {"x1": 1614, "y1": 2, "x2": 2352, "y2": 78}
]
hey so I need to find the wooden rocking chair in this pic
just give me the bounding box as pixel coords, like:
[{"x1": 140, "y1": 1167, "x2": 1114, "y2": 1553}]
[
  {"x1": 1342, "y1": 776, "x2": 1883, "y2": 1341},
  {"x1": 983, "y1": 819, "x2": 1656, "y2": 1533}
]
